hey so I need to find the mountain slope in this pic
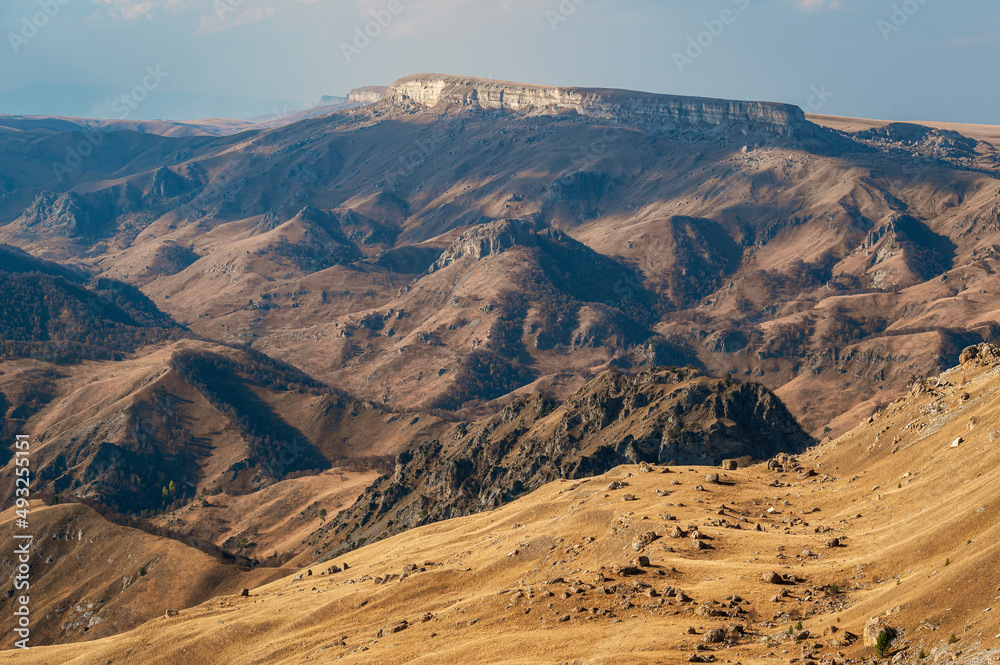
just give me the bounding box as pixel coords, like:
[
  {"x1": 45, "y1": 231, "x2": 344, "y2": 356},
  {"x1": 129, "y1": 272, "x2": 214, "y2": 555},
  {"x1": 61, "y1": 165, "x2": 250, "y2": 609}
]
[
  {"x1": 7, "y1": 345, "x2": 999, "y2": 663},
  {"x1": 319, "y1": 366, "x2": 811, "y2": 556},
  {"x1": 3, "y1": 74, "x2": 1000, "y2": 434},
  {"x1": 0, "y1": 502, "x2": 290, "y2": 647}
]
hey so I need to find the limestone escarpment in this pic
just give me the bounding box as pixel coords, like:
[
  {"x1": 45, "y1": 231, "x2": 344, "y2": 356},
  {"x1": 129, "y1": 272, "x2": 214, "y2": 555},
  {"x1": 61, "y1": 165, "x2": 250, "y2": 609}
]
[
  {"x1": 384, "y1": 73, "x2": 808, "y2": 135},
  {"x1": 347, "y1": 86, "x2": 388, "y2": 104}
]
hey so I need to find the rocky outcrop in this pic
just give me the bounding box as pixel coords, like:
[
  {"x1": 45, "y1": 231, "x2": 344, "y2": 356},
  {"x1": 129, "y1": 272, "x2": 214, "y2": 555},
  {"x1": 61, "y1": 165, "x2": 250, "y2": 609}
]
[
  {"x1": 426, "y1": 218, "x2": 563, "y2": 272},
  {"x1": 864, "y1": 214, "x2": 956, "y2": 282},
  {"x1": 319, "y1": 368, "x2": 812, "y2": 557},
  {"x1": 347, "y1": 86, "x2": 388, "y2": 105},
  {"x1": 959, "y1": 343, "x2": 1000, "y2": 368},
  {"x1": 384, "y1": 74, "x2": 809, "y2": 136}
]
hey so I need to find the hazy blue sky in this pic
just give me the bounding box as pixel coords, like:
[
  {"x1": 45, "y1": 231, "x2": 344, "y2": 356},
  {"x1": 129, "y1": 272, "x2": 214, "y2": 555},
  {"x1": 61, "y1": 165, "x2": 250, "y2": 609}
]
[{"x1": 0, "y1": 0, "x2": 996, "y2": 123}]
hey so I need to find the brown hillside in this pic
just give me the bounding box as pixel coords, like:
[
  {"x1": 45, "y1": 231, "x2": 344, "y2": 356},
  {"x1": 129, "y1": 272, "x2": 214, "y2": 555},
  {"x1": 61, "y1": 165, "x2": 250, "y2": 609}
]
[
  {"x1": 2, "y1": 76, "x2": 1000, "y2": 433},
  {"x1": 6, "y1": 346, "x2": 1000, "y2": 664}
]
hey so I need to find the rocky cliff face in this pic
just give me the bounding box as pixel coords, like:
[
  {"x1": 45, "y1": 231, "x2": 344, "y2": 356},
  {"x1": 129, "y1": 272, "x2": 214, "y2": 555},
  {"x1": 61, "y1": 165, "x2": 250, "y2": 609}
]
[
  {"x1": 384, "y1": 74, "x2": 808, "y2": 135},
  {"x1": 348, "y1": 86, "x2": 388, "y2": 104},
  {"x1": 426, "y1": 218, "x2": 564, "y2": 272},
  {"x1": 318, "y1": 367, "x2": 812, "y2": 556}
]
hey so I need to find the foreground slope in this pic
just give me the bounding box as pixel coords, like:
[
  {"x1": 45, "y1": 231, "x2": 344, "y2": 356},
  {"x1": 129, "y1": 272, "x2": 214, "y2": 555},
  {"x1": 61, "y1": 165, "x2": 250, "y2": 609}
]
[
  {"x1": 0, "y1": 502, "x2": 291, "y2": 646},
  {"x1": 9, "y1": 346, "x2": 1000, "y2": 664}
]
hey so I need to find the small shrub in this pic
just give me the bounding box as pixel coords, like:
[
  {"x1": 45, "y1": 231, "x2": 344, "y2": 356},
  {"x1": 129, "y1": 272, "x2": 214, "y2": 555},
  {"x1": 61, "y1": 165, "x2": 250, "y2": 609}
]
[
  {"x1": 948, "y1": 634, "x2": 958, "y2": 644},
  {"x1": 919, "y1": 649, "x2": 926, "y2": 659},
  {"x1": 795, "y1": 621, "x2": 803, "y2": 631},
  {"x1": 945, "y1": 558, "x2": 950, "y2": 567},
  {"x1": 139, "y1": 567, "x2": 147, "y2": 576}
]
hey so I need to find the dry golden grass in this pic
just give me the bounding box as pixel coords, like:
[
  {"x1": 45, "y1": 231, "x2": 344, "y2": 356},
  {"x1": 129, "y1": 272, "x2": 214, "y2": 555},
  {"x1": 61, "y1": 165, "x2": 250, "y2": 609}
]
[{"x1": 6, "y1": 355, "x2": 1000, "y2": 663}]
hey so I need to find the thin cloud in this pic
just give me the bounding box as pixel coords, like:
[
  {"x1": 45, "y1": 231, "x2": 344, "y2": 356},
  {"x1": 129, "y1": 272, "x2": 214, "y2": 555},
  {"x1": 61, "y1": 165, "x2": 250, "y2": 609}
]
[
  {"x1": 795, "y1": 0, "x2": 844, "y2": 11},
  {"x1": 947, "y1": 32, "x2": 1000, "y2": 47}
]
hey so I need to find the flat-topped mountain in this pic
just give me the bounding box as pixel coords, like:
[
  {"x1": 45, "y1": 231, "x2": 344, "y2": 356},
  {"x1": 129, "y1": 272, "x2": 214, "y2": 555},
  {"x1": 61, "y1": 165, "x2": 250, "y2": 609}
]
[
  {"x1": 384, "y1": 73, "x2": 809, "y2": 135},
  {"x1": 1, "y1": 74, "x2": 999, "y2": 436}
]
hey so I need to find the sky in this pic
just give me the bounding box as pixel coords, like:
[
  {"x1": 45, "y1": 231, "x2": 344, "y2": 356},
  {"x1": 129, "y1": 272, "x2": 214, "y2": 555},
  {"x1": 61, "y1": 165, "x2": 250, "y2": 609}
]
[{"x1": 0, "y1": 0, "x2": 997, "y2": 123}]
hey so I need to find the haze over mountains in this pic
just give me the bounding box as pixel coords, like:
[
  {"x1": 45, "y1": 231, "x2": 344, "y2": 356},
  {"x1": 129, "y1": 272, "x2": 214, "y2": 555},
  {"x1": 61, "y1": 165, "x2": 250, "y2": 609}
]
[
  {"x1": 1, "y1": 73, "x2": 999, "y2": 661},
  {"x1": 3, "y1": 74, "x2": 999, "y2": 434}
]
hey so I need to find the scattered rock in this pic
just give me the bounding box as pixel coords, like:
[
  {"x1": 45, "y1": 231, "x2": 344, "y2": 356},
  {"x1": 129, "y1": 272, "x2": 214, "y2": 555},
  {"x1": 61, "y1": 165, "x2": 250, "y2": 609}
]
[
  {"x1": 164, "y1": 610, "x2": 179, "y2": 618},
  {"x1": 703, "y1": 628, "x2": 725, "y2": 643},
  {"x1": 721, "y1": 459, "x2": 738, "y2": 471},
  {"x1": 377, "y1": 620, "x2": 410, "y2": 638},
  {"x1": 762, "y1": 571, "x2": 783, "y2": 584},
  {"x1": 632, "y1": 531, "x2": 659, "y2": 551},
  {"x1": 240, "y1": 589, "x2": 250, "y2": 597},
  {"x1": 863, "y1": 616, "x2": 896, "y2": 648},
  {"x1": 607, "y1": 481, "x2": 630, "y2": 491}
]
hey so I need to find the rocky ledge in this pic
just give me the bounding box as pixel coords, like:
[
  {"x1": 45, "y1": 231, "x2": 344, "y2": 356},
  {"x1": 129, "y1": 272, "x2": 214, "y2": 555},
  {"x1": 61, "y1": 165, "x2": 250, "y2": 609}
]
[{"x1": 383, "y1": 73, "x2": 808, "y2": 135}]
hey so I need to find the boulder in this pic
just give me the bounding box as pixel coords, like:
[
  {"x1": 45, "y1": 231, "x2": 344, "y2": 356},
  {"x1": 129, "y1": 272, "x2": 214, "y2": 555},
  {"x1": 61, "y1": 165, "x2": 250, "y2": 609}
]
[
  {"x1": 721, "y1": 459, "x2": 738, "y2": 471},
  {"x1": 703, "y1": 628, "x2": 725, "y2": 643},
  {"x1": 863, "y1": 616, "x2": 896, "y2": 648},
  {"x1": 762, "y1": 571, "x2": 782, "y2": 584}
]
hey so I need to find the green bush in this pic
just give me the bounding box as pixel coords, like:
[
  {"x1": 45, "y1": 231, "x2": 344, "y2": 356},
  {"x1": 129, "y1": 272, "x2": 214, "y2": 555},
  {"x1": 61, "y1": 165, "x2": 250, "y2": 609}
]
[{"x1": 875, "y1": 629, "x2": 894, "y2": 659}]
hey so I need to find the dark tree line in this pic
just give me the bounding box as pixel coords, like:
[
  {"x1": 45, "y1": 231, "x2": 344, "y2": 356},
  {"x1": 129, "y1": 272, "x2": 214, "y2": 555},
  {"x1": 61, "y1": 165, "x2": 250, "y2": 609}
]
[
  {"x1": 0, "y1": 270, "x2": 182, "y2": 363},
  {"x1": 169, "y1": 350, "x2": 330, "y2": 480}
]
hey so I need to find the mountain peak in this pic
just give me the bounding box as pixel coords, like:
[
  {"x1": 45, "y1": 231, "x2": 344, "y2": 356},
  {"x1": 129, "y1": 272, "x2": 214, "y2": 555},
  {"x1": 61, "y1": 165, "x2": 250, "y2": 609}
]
[{"x1": 384, "y1": 73, "x2": 807, "y2": 135}]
